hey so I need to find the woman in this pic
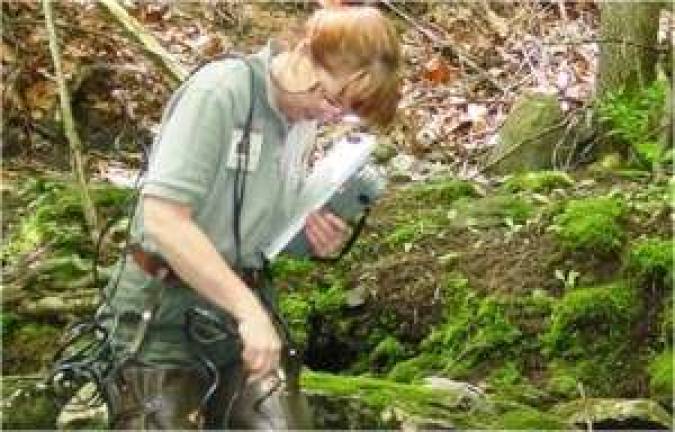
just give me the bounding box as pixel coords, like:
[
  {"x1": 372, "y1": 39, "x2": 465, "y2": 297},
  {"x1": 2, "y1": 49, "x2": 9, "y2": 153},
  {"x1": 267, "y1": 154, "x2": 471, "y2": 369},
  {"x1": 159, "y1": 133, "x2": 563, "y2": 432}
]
[{"x1": 106, "y1": 5, "x2": 401, "y2": 429}]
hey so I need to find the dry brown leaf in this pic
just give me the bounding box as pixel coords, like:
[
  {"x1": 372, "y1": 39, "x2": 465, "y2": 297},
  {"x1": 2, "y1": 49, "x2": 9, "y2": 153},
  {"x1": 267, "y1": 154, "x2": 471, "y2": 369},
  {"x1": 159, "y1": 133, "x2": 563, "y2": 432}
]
[
  {"x1": 422, "y1": 57, "x2": 457, "y2": 85},
  {"x1": 25, "y1": 80, "x2": 57, "y2": 112}
]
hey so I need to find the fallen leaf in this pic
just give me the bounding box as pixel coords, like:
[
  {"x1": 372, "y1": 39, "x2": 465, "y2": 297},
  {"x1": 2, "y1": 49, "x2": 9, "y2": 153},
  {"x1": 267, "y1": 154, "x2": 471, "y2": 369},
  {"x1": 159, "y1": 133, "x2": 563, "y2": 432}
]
[{"x1": 422, "y1": 57, "x2": 457, "y2": 85}]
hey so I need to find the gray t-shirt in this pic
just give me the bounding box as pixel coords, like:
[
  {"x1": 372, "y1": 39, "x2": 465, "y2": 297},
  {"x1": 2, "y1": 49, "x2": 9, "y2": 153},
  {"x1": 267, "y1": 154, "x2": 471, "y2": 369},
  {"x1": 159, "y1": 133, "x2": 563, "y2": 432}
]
[{"x1": 108, "y1": 42, "x2": 313, "y2": 364}]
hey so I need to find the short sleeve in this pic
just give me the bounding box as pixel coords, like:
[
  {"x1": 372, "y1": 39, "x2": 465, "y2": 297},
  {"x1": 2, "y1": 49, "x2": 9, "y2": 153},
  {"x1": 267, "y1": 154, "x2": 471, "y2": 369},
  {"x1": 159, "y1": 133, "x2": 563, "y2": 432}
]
[{"x1": 142, "y1": 85, "x2": 233, "y2": 208}]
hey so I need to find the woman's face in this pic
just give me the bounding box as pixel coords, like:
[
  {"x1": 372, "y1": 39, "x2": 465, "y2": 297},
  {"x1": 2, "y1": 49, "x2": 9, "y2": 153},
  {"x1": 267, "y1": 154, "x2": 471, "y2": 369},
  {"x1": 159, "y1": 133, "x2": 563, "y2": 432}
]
[{"x1": 271, "y1": 48, "x2": 360, "y2": 123}]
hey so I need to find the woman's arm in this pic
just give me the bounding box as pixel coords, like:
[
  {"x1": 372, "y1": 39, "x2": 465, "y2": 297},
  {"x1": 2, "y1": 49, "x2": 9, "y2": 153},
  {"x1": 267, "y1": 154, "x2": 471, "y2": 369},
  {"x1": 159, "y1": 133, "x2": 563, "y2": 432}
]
[{"x1": 143, "y1": 195, "x2": 281, "y2": 383}]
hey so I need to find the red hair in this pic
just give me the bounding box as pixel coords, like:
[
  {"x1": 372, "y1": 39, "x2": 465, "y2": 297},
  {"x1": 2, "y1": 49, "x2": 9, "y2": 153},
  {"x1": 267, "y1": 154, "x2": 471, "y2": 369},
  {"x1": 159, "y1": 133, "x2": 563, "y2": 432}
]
[{"x1": 305, "y1": 7, "x2": 401, "y2": 126}]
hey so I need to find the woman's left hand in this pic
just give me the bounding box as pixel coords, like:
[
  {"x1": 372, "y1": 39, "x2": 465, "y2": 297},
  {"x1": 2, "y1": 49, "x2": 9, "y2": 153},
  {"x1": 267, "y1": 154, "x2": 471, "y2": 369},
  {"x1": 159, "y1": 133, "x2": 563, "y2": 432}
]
[{"x1": 305, "y1": 209, "x2": 350, "y2": 258}]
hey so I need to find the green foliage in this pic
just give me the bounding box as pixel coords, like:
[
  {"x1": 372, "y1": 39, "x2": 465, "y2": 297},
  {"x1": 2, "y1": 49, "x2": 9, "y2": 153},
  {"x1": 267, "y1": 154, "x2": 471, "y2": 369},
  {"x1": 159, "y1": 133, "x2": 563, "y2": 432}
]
[
  {"x1": 503, "y1": 170, "x2": 574, "y2": 193},
  {"x1": 403, "y1": 178, "x2": 478, "y2": 204},
  {"x1": 542, "y1": 283, "x2": 638, "y2": 357},
  {"x1": 554, "y1": 197, "x2": 626, "y2": 253},
  {"x1": 625, "y1": 237, "x2": 674, "y2": 287},
  {"x1": 597, "y1": 80, "x2": 668, "y2": 168},
  {"x1": 648, "y1": 350, "x2": 673, "y2": 400}
]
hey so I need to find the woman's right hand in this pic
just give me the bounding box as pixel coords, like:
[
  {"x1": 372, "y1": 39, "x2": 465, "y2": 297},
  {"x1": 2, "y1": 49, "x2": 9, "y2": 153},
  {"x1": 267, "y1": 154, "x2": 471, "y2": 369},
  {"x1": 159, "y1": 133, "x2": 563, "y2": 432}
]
[{"x1": 237, "y1": 309, "x2": 282, "y2": 383}]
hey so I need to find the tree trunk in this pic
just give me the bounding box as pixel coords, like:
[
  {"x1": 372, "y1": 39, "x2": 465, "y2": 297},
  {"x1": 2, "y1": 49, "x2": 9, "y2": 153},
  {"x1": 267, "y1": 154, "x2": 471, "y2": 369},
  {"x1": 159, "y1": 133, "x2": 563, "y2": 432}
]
[
  {"x1": 43, "y1": 0, "x2": 99, "y2": 242},
  {"x1": 596, "y1": 2, "x2": 662, "y2": 97}
]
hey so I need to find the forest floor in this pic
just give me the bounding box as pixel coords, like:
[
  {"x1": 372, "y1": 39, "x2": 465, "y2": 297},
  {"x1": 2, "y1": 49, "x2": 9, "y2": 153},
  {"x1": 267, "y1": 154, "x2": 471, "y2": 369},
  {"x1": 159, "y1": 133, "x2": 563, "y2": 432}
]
[{"x1": 2, "y1": 2, "x2": 673, "y2": 430}]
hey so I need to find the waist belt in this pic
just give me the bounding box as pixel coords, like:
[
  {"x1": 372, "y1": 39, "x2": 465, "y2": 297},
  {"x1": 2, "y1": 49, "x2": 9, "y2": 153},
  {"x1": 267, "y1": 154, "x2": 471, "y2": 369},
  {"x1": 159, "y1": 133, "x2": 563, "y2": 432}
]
[{"x1": 130, "y1": 246, "x2": 265, "y2": 288}]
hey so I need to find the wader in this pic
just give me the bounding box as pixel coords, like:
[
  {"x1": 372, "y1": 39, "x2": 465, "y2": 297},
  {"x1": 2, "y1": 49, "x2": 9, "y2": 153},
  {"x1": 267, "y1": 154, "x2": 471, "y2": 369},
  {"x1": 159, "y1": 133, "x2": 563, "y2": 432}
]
[{"x1": 106, "y1": 263, "x2": 313, "y2": 430}]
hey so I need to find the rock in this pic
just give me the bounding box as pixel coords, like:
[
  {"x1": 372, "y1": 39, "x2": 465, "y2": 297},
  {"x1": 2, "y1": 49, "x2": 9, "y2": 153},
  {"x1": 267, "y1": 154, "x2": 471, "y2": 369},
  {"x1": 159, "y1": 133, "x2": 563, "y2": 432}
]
[
  {"x1": 388, "y1": 154, "x2": 415, "y2": 183},
  {"x1": 485, "y1": 92, "x2": 565, "y2": 174},
  {"x1": 552, "y1": 398, "x2": 673, "y2": 430},
  {"x1": 345, "y1": 285, "x2": 368, "y2": 308},
  {"x1": 302, "y1": 371, "x2": 490, "y2": 429},
  {"x1": 423, "y1": 376, "x2": 486, "y2": 406}
]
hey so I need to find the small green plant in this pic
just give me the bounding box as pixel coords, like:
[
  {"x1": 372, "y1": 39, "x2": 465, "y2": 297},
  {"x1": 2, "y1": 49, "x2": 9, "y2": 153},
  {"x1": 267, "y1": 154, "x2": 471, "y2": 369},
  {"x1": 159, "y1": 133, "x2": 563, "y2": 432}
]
[
  {"x1": 554, "y1": 269, "x2": 580, "y2": 291},
  {"x1": 553, "y1": 197, "x2": 626, "y2": 253},
  {"x1": 597, "y1": 80, "x2": 668, "y2": 168}
]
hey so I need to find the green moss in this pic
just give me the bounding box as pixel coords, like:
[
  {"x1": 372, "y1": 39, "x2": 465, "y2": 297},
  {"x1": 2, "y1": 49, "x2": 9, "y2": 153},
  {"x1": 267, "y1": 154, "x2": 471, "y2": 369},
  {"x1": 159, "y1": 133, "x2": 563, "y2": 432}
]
[
  {"x1": 387, "y1": 353, "x2": 443, "y2": 383},
  {"x1": 4, "y1": 323, "x2": 62, "y2": 373},
  {"x1": 388, "y1": 276, "x2": 528, "y2": 383},
  {"x1": 369, "y1": 336, "x2": 406, "y2": 371},
  {"x1": 546, "y1": 356, "x2": 646, "y2": 398},
  {"x1": 648, "y1": 350, "x2": 673, "y2": 399},
  {"x1": 302, "y1": 370, "x2": 478, "y2": 425},
  {"x1": 554, "y1": 197, "x2": 626, "y2": 253},
  {"x1": 1, "y1": 177, "x2": 131, "y2": 267},
  {"x1": 542, "y1": 282, "x2": 638, "y2": 356},
  {"x1": 270, "y1": 256, "x2": 316, "y2": 278},
  {"x1": 626, "y1": 237, "x2": 674, "y2": 287},
  {"x1": 451, "y1": 194, "x2": 534, "y2": 228},
  {"x1": 503, "y1": 170, "x2": 574, "y2": 193},
  {"x1": 492, "y1": 406, "x2": 567, "y2": 430},
  {"x1": 403, "y1": 178, "x2": 477, "y2": 204},
  {"x1": 0, "y1": 311, "x2": 20, "y2": 336},
  {"x1": 659, "y1": 302, "x2": 673, "y2": 348},
  {"x1": 488, "y1": 362, "x2": 523, "y2": 387},
  {"x1": 279, "y1": 293, "x2": 313, "y2": 348},
  {"x1": 1, "y1": 386, "x2": 60, "y2": 430}
]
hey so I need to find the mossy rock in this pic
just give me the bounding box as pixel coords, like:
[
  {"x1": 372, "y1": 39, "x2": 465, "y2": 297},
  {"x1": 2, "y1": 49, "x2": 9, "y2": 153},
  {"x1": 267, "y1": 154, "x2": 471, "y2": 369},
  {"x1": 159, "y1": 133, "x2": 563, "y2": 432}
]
[
  {"x1": 485, "y1": 92, "x2": 565, "y2": 174},
  {"x1": 552, "y1": 398, "x2": 673, "y2": 430},
  {"x1": 554, "y1": 197, "x2": 626, "y2": 253},
  {"x1": 647, "y1": 350, "x2": 673, "y2": 401},
  {"x1": 503, "y1": 170, "x2": 574, "y2": 193},
  {"x1": 542, "y1": 282, "x2": 639, "y2": 357},
  {"x1": 302, "y1": 370, "x2": 491, "y2": 429}
]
